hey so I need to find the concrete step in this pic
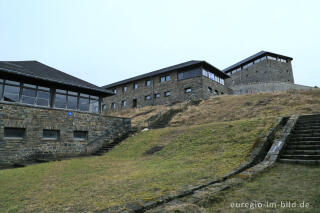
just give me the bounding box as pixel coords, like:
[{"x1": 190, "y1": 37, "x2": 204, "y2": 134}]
[
  {"x1": 288, "y1": 141, "x2": 320, "y2": 145},
  {"x1": 284, "y1": 150, "x2": 320, "y2": 155},
  {"x1": 296, "y1": 122, "x2": 320, "y2": 126},
  {"x1": 289, "y1": 137, "x2": 320, "y2": 142},
  {"x1": 294, "y1": 126, "x2": 320, "y2": 130},
  {"x1": 280, "y1": 155, "x2": 320, "y2": 160},
  {"x1": 279, "y1": 159, "x2": 320, "y2": 164},
  {"x1": 293, "y1": 129, "x2": 320, "y2": 134},
  {"x1": 291, "y1": 133, "x2": 320, "y2": 137},
  {"x1": 286, "y1": 145, "x2": 320, "y2": 150}
]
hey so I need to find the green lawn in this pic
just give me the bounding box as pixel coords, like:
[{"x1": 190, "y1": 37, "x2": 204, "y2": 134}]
[
  {"x1": 207, "y1": 163, "x2": 320, "y2": 213},
  {"x1": 0, "y1": 117, "x2": 276, "y2": 212}
]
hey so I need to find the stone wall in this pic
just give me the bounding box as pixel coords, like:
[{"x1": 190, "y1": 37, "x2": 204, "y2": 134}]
[
  {"x1": 102, "y1": 69, "x2": 230, "y2": 110},
  {"x1": 230, "y1": 82, "x2": 316, "y2": 95},
  {"x1": 225, "y1": 59, "x2": 294, "y2": 87},
  {"x1": 0, "y1": 102, "x2": 130, "y2": 166}
]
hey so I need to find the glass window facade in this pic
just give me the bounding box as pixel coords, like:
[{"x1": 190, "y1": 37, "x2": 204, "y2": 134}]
[
  {"x1": 0, "y1": 79, "x2": 101, "y2": 113},
  {"x1": 178, "y1": 69, "x2": 201, "y2": 80}
]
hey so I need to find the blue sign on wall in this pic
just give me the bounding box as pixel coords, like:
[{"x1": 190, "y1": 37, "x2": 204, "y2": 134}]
[{"x1": 68, "y1": 112, "x2": 73, "y2": 116}]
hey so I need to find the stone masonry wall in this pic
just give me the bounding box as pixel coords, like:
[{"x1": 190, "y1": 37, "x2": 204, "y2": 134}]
[
  {"x1": 102, "y1": 69, "x2": 231, "y2": 111},
  {"x1": 0, "y1": 102, "x2": 130, "y2": 166},
  {"x1": 230, "y1": 82, "x2": 316, "y2": 95},
  {"x1": 225, "y1": 59, "x2": 294, "y2": 87},
  {"x1": 201, "y1": 76, "x2": 233, "y2": 99}
]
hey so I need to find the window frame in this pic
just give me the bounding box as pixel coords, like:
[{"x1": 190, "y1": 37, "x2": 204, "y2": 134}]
[
  {"x1": 42, "y1": 129, "x2": 60, "y2": 140},
  {"x1": 4, "y1": 127, "x2": 26, "y2": 139},
  {"x1": 73, "y1": 131, "x2": 88, "y2": 141}
]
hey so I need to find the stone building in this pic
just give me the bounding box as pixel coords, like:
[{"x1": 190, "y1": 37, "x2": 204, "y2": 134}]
[
  {"x1": 222, "y1": 51, "x2": 312, "y2": 94},
  {"x1": 0, "y1": 61, "x2": 130, "y2": 167},
  {"x1": 102, "y1": 60, "x2": 231, "y2": 110}
]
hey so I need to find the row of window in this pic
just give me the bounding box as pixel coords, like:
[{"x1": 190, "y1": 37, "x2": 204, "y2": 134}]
[
  {"x1": 112, "y1": 69, "x2": 226, "y2": 94},
  {"x1": 202, "y1": 69, "x2": 225, "y2": 85},
  {"x1": 108, "y1": 90, "x2": 172, "y2": 109},
  {"x1": 113, "y1": 75, "x2": 171, "y2": 94},
  {"x1": 106, "y1": 86, "x2": 223, "y2": 110},
  {"x1": 3, "y1": 127, "x2": 88, "y2": 141},
  {"x1": 0, "y1": 79, "x2": 100, "y2": 113},
  {"x1": 228, "y1": 56, "x2": 288, "y2": 75}
]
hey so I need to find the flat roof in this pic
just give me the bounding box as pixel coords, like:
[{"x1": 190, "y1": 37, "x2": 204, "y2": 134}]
[
  {"x1": 223, "y1": 51, "x2": 293, "y2": 73},
  {"x1": 0, "y1": 61, "x2": 113, "y2": 97},
  {"x1": 103, "y1": 60, "x2": 229, "y2": 89}
]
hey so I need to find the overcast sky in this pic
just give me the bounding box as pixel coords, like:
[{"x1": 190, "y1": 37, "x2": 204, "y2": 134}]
[{"x1": 0, "y1": 0, "x2": 319, "y2": 87}]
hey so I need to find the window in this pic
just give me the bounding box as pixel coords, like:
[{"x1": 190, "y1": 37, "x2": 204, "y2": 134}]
[
  {"x1": 160, "y1": 75, "x2": 171, "y2": 82},
  {"x1": 134, "y1": 83, "x2": 138, "y2": 89},
  {"x1": 208, "y1": 87, "x2": 212, "y2": 93},
  {"x1": 214, "y1": 90, "x2": 219, "y2": 95},
  {"x1": 21, "y1": 84, "x2": 36, "y2": 105},
  {"x1": 267, "y1": 56, "x2": 277, "y2": 60},
  {"x1": 54, "y1": 90, "x2": 67, "y2": 109},
  {"x1": 111, "y1": 102, "x2": 116, "y2": 109},
  {"x1": 113, "y1": 89, "x2": 117, "y2": 94},
  {"x1": 4, "y1": 127, "x2": 25, "y2": 139},
  {"x1": 67, "y1": 91, "x2": 78, "y2": 110},
  {"x1": 155, "y1": 93, "x2": 160, "y2": 98},
  {"x1": 185, "y1": 87, "x2": 192, "y2": 93},
  {"x1": 36, "y1": 86, "x2": 50, "y2": 107},
  {"x1": 73, "y1": 131, "x2": 88, "y2": 141},
  {"x1": 121, "y1": 100, "x2": 126, "y2": 107},
  {"x1": 89, "y1": 96, "x2": 99, "y2": 113},
  {"x1": 145, "y1": 95, "x2": 151, "y2": 100},
  {"x1": 3, "y1": 80, "x2": 20, "y2": 102},
  {"x1": 43, "y1": 130, "x2": 60, "y2": 140},
  {"x1": 102, "y1": 104, "x2": 107, "y2": 111},
  {"x1": 123, "y1": 86, "x2": 127, "y2": 92},
  {"x1": 79, "y1": 94, "x2": 90, "y2": 111},
  {"x1": 145, "y1": 80, "x2": 151, "y2": 86},
  {"x1": 179, "y1": 69, "x2": 201, "y2": 80},
  {"x1": 164, "y1": 91, "x2": 171, "y2": 97},
  {"x1": 220, "y1": 79, "x2": 225, "y2": 85}
]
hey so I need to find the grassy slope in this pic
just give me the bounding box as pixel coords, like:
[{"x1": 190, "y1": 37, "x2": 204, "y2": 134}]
[
  {"x1": 0, "y1": 118, "x2": 276, "y2": 212},
  {"x1": 207, "y1": 163, "x2": 320, "y2": 213},
  {"x1": 171, "y1": 90, "x2": 320, "y2": 126},
  {"x1": 105, "y1": 90, "x2": 320, "y2": 129}
]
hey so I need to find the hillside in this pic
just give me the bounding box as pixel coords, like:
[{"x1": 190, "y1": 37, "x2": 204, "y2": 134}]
[
  {"x1": 105, "y1": 90, "x2": 320, "y2": 128},
  {"x1": 1, "y1": 89, "x2": 320, "y2": 212},
  {"x1": 0, "y1": 118, "x2": 275, "y2": 212}
]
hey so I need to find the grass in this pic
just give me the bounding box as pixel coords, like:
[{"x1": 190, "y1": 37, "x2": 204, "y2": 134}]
[
  {"x1": 170, "y1": 90, "x2": 320, "y2": 126},
  {"x1": 0, "y1": 117, "x2": 276, "y2": 212},
  {"x1": 104, "y1": 90, "x2": 320, "y2": 129},
  {"x1": 206, "y1": 163, "x2": 320, "y2": 213}
]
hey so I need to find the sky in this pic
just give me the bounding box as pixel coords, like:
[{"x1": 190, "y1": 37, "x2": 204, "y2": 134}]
[{"x1": 0, "y1": 0, "x2": 319, "y2": 87}]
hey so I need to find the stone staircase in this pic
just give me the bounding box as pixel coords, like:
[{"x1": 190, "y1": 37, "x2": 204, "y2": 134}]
[
  {"x1": 279, "y1": 114, "x2": 320, "y2": 164},
  {"x1": 92, "y1": 129, "x2": 136, "y2": 156}
]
